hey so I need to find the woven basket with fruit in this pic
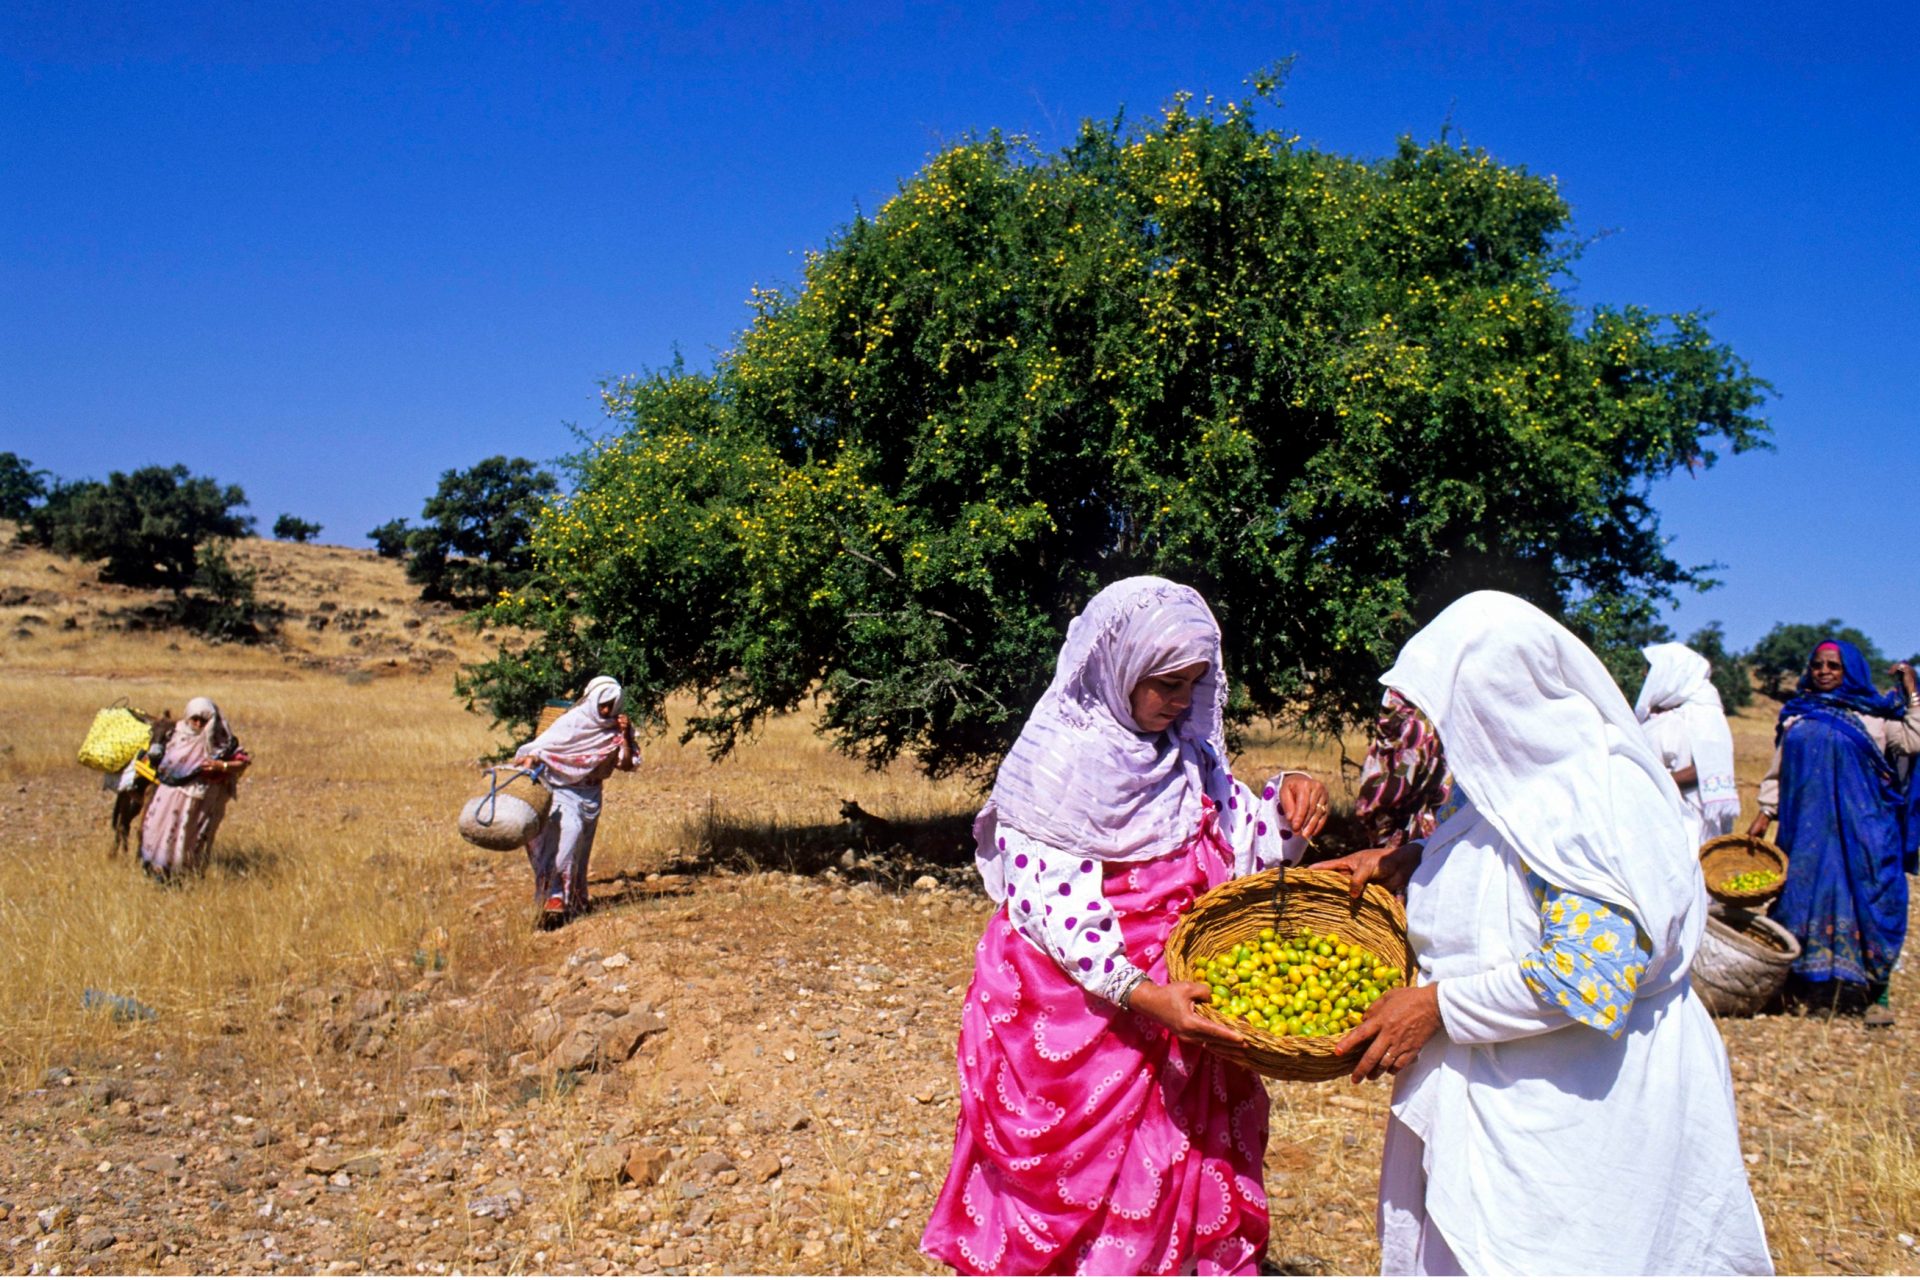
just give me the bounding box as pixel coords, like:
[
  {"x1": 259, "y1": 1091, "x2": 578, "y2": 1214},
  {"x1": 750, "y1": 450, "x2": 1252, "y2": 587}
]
[{"x1": 1167, "y1": 867, "x2": 1415, "y2": 1082}]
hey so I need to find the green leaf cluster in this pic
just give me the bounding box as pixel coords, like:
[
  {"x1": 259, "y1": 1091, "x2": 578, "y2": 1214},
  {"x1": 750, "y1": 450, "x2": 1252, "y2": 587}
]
[
  {"x1": 0, "y1": 452, "x2": 48, "y2": 523},
  {"x1": 466, "y1": 81, "x2": 1769, "y2": 774}
]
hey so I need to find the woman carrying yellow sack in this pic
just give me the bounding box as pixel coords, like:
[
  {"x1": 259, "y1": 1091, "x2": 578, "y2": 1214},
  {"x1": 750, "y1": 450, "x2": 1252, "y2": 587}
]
[
  {"x1": 139, "y1": 697, "x2": 250, "y2": 881},
  {"x1": 512, "y1": 676, "x2": 636, "y2": 924}
]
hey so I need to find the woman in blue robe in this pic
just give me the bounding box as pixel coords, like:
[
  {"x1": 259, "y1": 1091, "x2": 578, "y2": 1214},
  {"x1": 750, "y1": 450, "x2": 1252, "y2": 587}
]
[{"x1": 1751, "y1": 641, "x2": 1920, "y2": 1026}]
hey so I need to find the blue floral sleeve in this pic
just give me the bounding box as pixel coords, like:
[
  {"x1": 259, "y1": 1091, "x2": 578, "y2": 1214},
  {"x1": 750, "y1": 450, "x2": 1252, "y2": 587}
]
[{"x1": 1518, "y1": 871, "x2": 1651, "y2": 1038}]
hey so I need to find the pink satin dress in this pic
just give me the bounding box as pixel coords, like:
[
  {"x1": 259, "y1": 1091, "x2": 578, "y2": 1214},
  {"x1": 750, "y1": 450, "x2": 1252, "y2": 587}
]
[{"x1": 922, "y1": 801, "x2": 1270, "y2": 1275}]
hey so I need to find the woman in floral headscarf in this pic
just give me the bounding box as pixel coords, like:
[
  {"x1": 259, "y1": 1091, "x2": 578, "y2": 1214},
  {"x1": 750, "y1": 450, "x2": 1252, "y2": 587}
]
[
  {"x1": 512, "y1": 675, "x2": 637, "y2": 923},
  {"x1": 921, "y1": 577, "x2": 1330, "y2": 1276},
  {"x1": 1751, "y1": 641, "x2": 1920, "y2": 1025},
  {"x1": 139, "y1": 696, "x2": 250, "y2": 880}
]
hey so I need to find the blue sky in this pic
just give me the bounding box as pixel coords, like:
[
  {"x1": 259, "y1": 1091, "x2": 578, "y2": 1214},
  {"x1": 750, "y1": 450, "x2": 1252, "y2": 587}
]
[{"x1": 4, "y1": 1, "x2": 1914, "y2": 656}]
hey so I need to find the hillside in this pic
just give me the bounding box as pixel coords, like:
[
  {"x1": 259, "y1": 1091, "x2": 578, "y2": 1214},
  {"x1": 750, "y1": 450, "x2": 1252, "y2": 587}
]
[{"x1": 0, "y1": 537, "x2": 1915, "y2": 1274}]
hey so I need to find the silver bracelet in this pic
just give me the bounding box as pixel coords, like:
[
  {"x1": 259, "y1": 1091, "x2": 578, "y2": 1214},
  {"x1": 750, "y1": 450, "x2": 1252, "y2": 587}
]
[{"x1": 1117, "y1": 969, "x2": 1151, "y2": 1008}]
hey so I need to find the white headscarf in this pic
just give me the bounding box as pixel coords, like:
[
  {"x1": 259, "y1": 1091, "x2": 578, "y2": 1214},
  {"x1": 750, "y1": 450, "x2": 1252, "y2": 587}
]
[
  {"x1": 1381, "y1": 592, "x2": 1704, "y2": 995},
  {"x1": 163, "y1": 696, "x2": 235, "y2": 773},
  {"x1": 973, "y1": 577, "x2": 1228, "y2": 901},
  {"x1": 1634, "y1": 642, "x2": 1741, "y2": 829},
  {"x1": 520, "y1": 676, "x2": 626, "y2": 787}
]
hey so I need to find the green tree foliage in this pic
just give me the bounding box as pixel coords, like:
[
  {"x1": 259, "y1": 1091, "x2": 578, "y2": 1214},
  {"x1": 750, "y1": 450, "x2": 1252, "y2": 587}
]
[
  {"x1": 0, "y1": 452, "x2": 48, "y2": 522},
  {"x1": 1685, "y1": 622, "x2": 1753, "y2": 712},
  {"x1": 1580, "y1": 594, "x2": 1672, "y2": 704},
  {"x1": 367, "y1": 518, "x2": 412, "y2": 559},
  {"x1": 405, "y1": 456, "x2": 557, "y2": 604},
  {"x1": 173, "y1": 541, "x2": 279, "y2": 641},
  {"x1": 1749, "y1": 620, "x2": 1887, "y2": 700},
  {"x1": 21, "y1": 464, "x2": 253, "y2": 590},
  {"x1": 273, "y1": 513, "x2": 323, "y2": 543},
  {"x1": 465, "y1": 78, "x2": 1770, "y2": 772}
]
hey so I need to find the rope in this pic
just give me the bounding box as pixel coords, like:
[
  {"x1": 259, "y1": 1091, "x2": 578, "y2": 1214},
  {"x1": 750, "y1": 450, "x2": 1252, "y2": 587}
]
[{"x1": 475, "y1": 761, "x2": 546, "y2": 827}]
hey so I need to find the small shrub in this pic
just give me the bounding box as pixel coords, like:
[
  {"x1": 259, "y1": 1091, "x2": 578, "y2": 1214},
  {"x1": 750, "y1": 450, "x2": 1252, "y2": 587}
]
[
  {"x1": 367, "y1": 518, "x2": 412, "y2": 559},
  {"x1": 173, "y1": 542, "x2": 280, "y2": 641},
  {"x1": 273, "y1": 514, "x2": 323, "y2": 543}
]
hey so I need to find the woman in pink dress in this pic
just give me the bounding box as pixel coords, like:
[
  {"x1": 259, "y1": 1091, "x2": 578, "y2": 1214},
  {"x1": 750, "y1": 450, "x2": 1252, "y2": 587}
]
[
  {"x1": 922, "y1": 577, "x2": 1330, "y2": 1276},
  {"x1": 138, "y1": 696, "x2": 249, "y2": 881}
]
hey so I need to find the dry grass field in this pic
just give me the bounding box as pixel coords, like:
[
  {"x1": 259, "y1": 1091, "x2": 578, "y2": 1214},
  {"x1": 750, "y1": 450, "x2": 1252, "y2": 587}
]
[{"x1": 1, "y1": 532, "x2": 1917, "y2": 1274}]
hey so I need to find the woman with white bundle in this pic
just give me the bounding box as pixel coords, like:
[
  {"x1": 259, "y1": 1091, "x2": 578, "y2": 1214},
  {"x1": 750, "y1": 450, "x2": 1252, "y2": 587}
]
[
  {"x1": 1635, "y1": 641, "x2": 1742, "y2": 849},
  {"x1": 512, "y1": 676, "x2": 636, "y2": 924}
]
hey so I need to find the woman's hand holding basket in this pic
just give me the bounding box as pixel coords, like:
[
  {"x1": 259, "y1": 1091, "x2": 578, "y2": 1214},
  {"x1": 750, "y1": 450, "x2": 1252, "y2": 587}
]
[{"x1": 1334, "y1": 984, "x2": 1441, "y2": 1083}]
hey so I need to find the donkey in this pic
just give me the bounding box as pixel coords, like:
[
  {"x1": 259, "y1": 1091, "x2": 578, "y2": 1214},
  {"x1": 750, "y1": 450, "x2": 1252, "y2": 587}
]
[{"x1": 109, "y1": 713, "x2": 173, "y2": 857}]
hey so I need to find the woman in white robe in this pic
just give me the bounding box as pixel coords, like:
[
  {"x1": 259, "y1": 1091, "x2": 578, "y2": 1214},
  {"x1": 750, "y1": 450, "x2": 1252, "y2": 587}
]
[
  {"x1": 1634, "y1": 642, "x2": 1742, "y2": 849},
  {"x1": 1323, "y1": 592, "x2": 1770, "y2": 1276}
]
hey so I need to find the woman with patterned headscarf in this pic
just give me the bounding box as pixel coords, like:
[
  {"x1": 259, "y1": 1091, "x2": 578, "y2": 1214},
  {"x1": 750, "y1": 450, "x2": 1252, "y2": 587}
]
[
  {"x1": 139, "y1": 696, "x2": 250, "y2": 880},
  {"x1": 512, "y1": 675, "x2": 637, "y2": 924},
  {"x1": 921, "y1": 577, "x2": 1330, "y2": 1276},
  {"x1": 1751, "y1": 641, "x2": 1920, "y2": 1025},
  {"x1": 1322, "y1": 593, "x2": 1768, "y2": 1276}
]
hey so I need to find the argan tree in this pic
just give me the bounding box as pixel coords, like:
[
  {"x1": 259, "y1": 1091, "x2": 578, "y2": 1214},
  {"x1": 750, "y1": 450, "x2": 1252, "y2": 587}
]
[{"x1": 463, "y1": 74, "x2": 1769, "y2": 774}]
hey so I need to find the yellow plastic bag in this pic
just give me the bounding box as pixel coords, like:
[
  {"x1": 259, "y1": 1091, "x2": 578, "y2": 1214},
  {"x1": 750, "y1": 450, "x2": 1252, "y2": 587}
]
[{"x1": 77, "y1": 707, "x2": 152, "y2": 773}]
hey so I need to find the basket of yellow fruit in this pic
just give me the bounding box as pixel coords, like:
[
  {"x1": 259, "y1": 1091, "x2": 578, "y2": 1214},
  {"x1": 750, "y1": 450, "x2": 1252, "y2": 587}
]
[
  {"x1": 1165, "y1": 866, "x2": 1415, "y2": 1082},
  {"x1": 1699, "y1": 834, "x2": 1788, "y2": 910}
]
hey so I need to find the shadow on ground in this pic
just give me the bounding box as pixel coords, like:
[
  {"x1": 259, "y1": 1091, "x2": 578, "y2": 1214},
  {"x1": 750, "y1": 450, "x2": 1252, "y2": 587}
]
[{"x1": 646, "y1": 801, "x2": 983, "y2": 893}]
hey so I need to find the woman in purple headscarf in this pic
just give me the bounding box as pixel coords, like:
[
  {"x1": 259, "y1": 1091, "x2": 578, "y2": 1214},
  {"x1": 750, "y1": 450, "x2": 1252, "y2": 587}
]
[
  {"x1": 1751, "y1": 640, "x2": 1920, "y2": 1026},
  {"x1": 921, "y1": 577, "x2": 1329, "y2": 1276}
]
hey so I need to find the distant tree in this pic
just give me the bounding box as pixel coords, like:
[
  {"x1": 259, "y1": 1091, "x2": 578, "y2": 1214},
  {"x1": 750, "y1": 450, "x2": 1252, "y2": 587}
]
[
  {"x1": 1684, "y1": 621, "x2": 1753, "y2": 712},
  {"x1": 367, "y1": 518, "x2": 412, "y2": 559},
  {"x1": 404, "y1": 456, "x2": 556, "y2": 604},
  {"x1": 20, "y1": 478, "x2": 101, "y2": 548},
  {"x1": 1749, "y1": 619, "x2": 1886, "y2": 699},
  {"x1": 23, "y1": 464, "x2": 253, "y2": 590},
  {"x1": 173, "y1": 541, "x2": 279, "y2": 641},
  {"x1": 273, "y1": 513, "x2": 322, "y2": 543},
  {"x1": 0, "y1": 452, "x2": 47, "y2": 522}
]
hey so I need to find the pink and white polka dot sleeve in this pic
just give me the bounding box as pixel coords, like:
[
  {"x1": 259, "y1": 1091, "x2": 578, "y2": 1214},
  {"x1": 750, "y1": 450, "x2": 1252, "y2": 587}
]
[{"x1": 998, "y1": 827, "x2": 1145, "y2": 1005}]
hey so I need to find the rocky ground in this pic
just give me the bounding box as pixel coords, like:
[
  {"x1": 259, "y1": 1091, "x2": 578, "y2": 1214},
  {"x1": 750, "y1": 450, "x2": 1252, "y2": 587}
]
[{"x1": 5, "y1": 842, "x2": 1919, "y2": 1275}]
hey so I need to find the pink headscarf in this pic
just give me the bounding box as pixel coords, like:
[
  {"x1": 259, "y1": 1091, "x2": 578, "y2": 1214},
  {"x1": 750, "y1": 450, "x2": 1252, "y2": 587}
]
[
  {"x1": 973, "y1": 577, "x2": 1229, "y2": 901},
  {"x1": 519, "y1": 676, "x2": 628, "y2": 786}
]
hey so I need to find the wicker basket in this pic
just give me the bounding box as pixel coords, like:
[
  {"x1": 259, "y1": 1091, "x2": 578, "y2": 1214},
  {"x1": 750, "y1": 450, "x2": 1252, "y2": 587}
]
[
  {"x1": 535, "y1": 698, "x2": 573, "y2": 737},
  {"x1": 1166, "y1": 867, "x2": 1415, "y2": 1082},
  {"x1": 1700, "y1": 834, "x2": 1788, "y2": 909},
  {"x1": 1693, "y1": 909, "x2": 1800, "y2": 1017}
]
